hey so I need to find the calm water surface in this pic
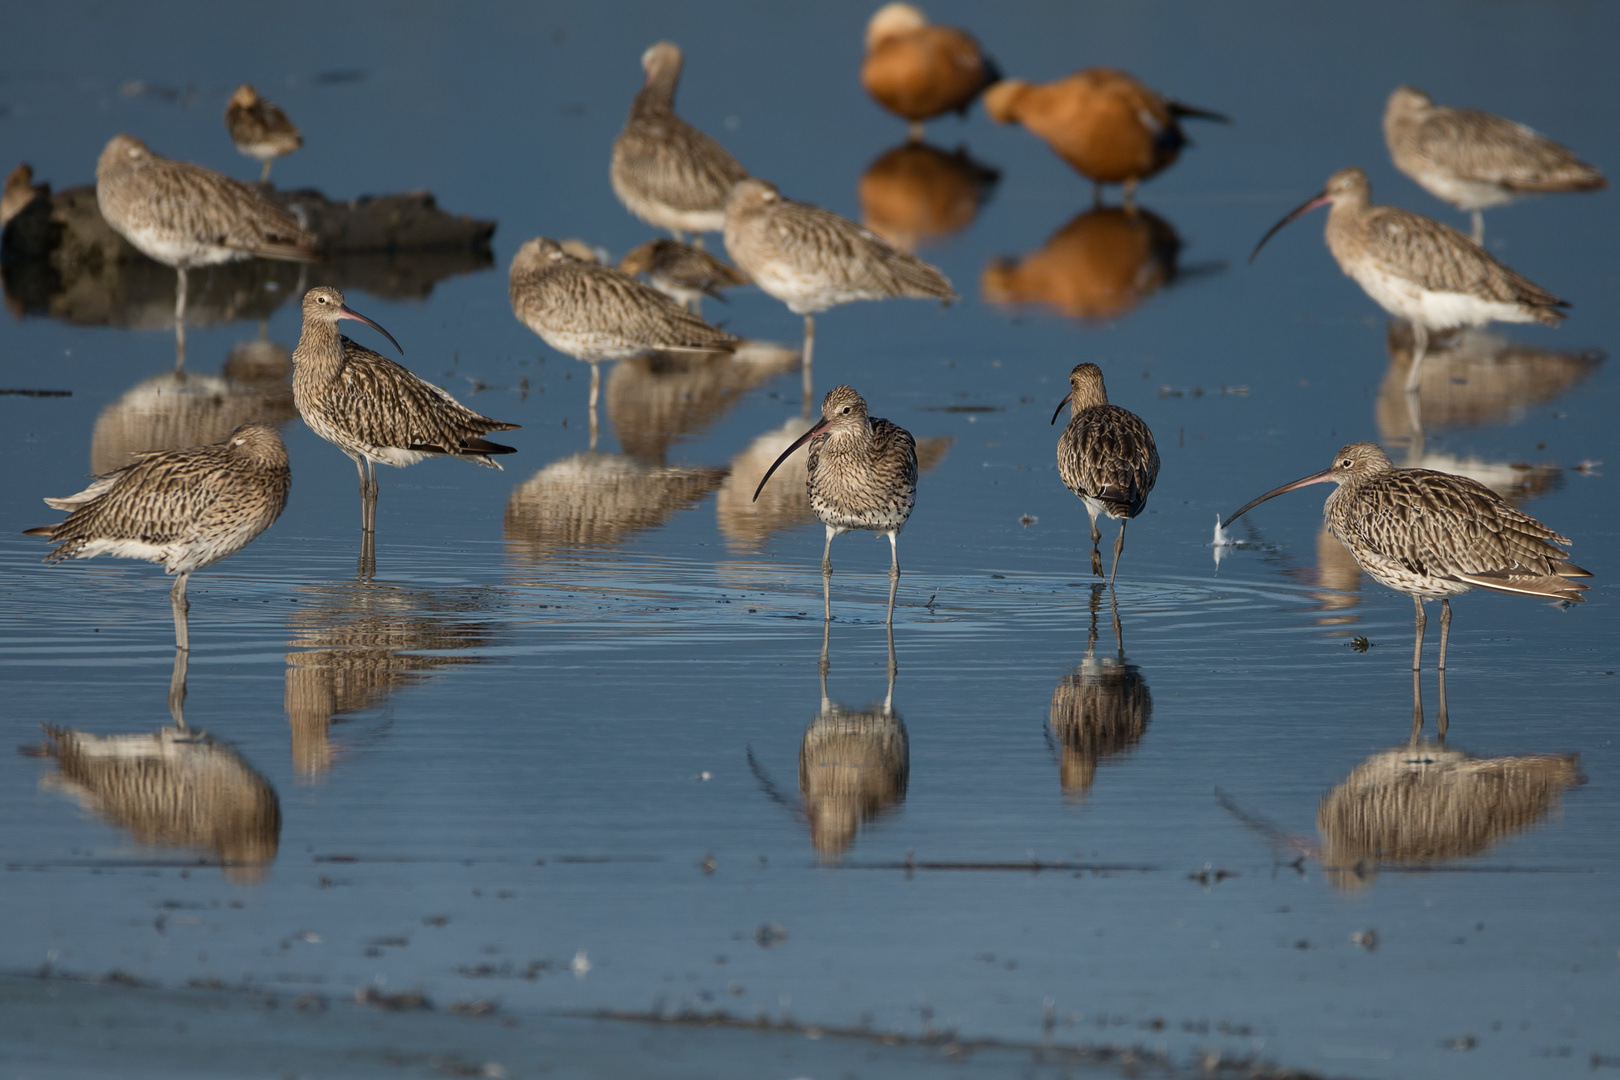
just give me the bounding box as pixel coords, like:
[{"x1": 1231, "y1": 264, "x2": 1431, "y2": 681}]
[{"x1": 2, "y1": 2, "x2": 1617, "y2": 1077}]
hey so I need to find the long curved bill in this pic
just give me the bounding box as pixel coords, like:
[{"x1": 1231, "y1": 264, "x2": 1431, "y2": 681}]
[
  {"x1": 1222, "y1": 469, "x2": 1335, "y2": 529},
  {"x1": 752, "y1": 419, "x2": 830, "y2": 502},
  {"x1": 337, "y1": 303, "x2": 404, "y2": 355},
  {"x1": 1249, "y1": 191, "x2": 1332, "y2": 264},
  {"x1": 1049, "y1": 392, "x2": 1072, "y2": 426}
]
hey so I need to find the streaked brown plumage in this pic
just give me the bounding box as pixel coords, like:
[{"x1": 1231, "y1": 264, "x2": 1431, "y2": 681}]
[
  {"x1": 1384, "y1": 85, "x2": 1605, "y2": 242},
  {"x1": 982, "y1": 205, "x2": 1182, "y2": 319},
  {"x1": 610, "y1": 41, "x2": 750, "y2": 239},
  {"x1": 1223, "y1": 441, "x2": 1592, "y2": 671},
  {"x1": 753, "y1": 385, "x2": 918, "y2": 622},
  {"x1": 1251, "y1": 167, "x2": 1567, "y2": 392},
  {"x1": 1053, "y1": 363, "x2": 1159, "y2": 584},
  {"x1": 291, "y1": 286, "x2": 518, "y2": 577},
  {"x1": 1049, "y1": 586, "x2": 1150, "y2": 798},
  {"x1": 618, "y1": 237, "x2": 750, "y2": 308},
  {"x1": 225, "y1": 83, "x2": 303, "y2": 184},
  {"x1": 858, "y1": 141, "x2": 1000, "y2": 251},
  {"x1": 95, "y1": 133, "x2": 321, "y2": 367},
  {"x1": 860, "y1": 3, "x2": 1000, "y2": 140},
  {"x1": 983, "y1": 68, "x2": 1227, "y2": 203},
  {"x1": 2, "y1": 162, "x2": 49, "y2": 227},
  {"x1": 25, "y1": 423, "x2": 290, "y2": 651}
]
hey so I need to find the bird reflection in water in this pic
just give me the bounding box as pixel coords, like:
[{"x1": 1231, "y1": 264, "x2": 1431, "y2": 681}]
[
  {"x1": 1316, "y1": 671, "x2": 1582, "y2": 891},
  {"x1": 27, "y1": 650, "x2": 281, "y2": 884},
  {"x1": 1048, "y1": 586, "x2": 1150, "y2": 799},
  {"x1": 858, "y1": 141, "x2": 999, "y2": 252},
  {"x1": 606, "y1": 344, "x2": 800, "y2": 462},
  {"x1": 284, "y1": 582, "x2": 495, "y2": 778},
  {"x1": 750, "y1": 620, "x2": 907, "y2": 860},
  {"x1": 982, "y1": 205, "x2": 1215, "y2": 320}
]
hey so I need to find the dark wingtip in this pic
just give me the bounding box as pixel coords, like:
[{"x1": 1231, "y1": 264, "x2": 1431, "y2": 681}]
[{"x1": 22, "y1": 525, "x2": 54, "y2": 537}]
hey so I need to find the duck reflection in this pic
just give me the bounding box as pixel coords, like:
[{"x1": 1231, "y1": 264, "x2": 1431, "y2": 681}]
[
  {"x1": 1318, "y1": 671, "x2": 1582, "y2": 891},
  {"x1": 606, "y1": 344, "x2": 800, "y2": 463},
  {"x1": 1048, "y1": 586, "x2": 1150, "y2": 799},
  {"x1": 284, "y1": 582, "x2": 496, "y2": 779},
  {"x1": 858, "y1": 141, "x2": 1000, "y2": 251},
  {"x1": 716, "y1": 419, "x2": 951, "y2": 554},
  {"x1": 982, "y1": 205, "x2": 1214, "y2": 320}
]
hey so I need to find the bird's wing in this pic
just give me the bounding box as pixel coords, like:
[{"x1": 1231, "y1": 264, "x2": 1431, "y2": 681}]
[
  {"x1": 1417, "y1": 108, "x2": 1602, "y2": 191},
  {"x1": 772, "y1": 199, "x2": 955, "y2": 300},
  {"x1": 1362, "y1": 207, "x2": 1565, "y2": 309},
  {"x1": 614, "y1": 114, "x2": 749, "y2": 213},
  {"x1": 148, "y1": 158, "x2": 319, "y2": 260},
  {"x1": 1060, "y1": 407, "x2": 1159, "y2": 515},
  {"x1": 330, "y1": 342, "x2": 518, "y2": 452}
]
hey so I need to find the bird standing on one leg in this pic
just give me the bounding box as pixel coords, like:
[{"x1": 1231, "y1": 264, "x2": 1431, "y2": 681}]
[
  {"x1": 290, "y1": 287, "x2": 520, "y2": 580},
  {"x1": 225, "y1": 84, "x2": 303, "y2": 184},
  {"x1": 25, "y1": 424, "x2": 291, "y2": 651},
  {"x1": 1051, "y1": 363, "x2": 1159, "y2": 584},
  {"x1": 1223, "y1": 441, "x2": 1591, "y2": 671},
  {"x1": 753, "y1": 386, "x2": 917, "y2": 623}
]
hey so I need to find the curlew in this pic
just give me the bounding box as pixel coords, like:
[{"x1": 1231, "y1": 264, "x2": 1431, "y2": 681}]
[
  {"x1": 225, "y1": 84, "x2": 303, "y2": 184},
  {"x1": 1052, "y1": 363, "x2": 1159, "y2": 584},
  {"x1": 1384, "y1": 86, "x2": 1605, "y2": 243},
  {"x1": 861, "y1": 3, "x2": 1000, "y2": 141},
  {"x1": 753, "y1": 385, "x2": 917, "y2": 623},
  {"x1": 1049, "y1": 585, "x2": 1151, "y2": 798},
  {"x1": 1251, "y1": 167, "x2": 1568, "y2": 393},
  {"x1": 290, "y1": 287, "x2": 519, "y2": 579},
  {"x1": 509, "y1": 237, "x2": 739, "y2": 445},
  {"x1": 618, "y1": 237, "x2": 750, "y2": 309},
  {"x1": 25, "y1": 423, "x2": 290, "y2": 652},
  {"x1": 610, "y1": 41, "x2": 750, "y2": 241},
  {"x1": 725, "y1": 177, "x2": 954, "y2": 407},
  {"x1": 983, "y1": 68, "x2": 1227, "y2": 206},
  {"x1": 95, "y1": 134, "x2": 321, "y2": 367},
  {"x1": 1222, "y1": 441, "x2": 1591, "y2": 672}
]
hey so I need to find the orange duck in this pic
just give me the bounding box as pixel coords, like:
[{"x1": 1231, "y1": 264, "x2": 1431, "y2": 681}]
[
  {"x1": 981, "y1": 205, "x2": 1182, "y2": 320},
  {"x1": 858, "y1": 141, "x2": 1000, "y2": 250},
  {"x1": 861, "y1": 4, "x2": 1000, "y2": 140},
  {"x1": 984, "y1": 68, "x2": 1227, "y2": 204}
]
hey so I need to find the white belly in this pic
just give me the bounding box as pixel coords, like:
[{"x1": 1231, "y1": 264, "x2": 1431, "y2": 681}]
[
  {"x1": 1349, "y1": 266, "x2": 1535, "y2": 331},
  {"x1": 1412, "y1": 170, "x2": 1517, "y2": 213}
]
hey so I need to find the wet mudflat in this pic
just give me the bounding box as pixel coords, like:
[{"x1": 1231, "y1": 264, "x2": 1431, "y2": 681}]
[{"x1": 2, "y1": 2, "x2": 1618, "y2": 1078}]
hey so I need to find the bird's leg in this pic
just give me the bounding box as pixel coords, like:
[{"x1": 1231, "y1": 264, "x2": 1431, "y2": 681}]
[
  {"x1": 885, "y1": 531, "x2": 900, "y2": 626},
  {"x1": 1085, "y1": 585, "x2": 1102, "y2": 657},
  {"x1": 353, "y1": 456, "x2": 372, "y2": 533},
  {"x1": 170, "y1": 572, "x2": 191, "y2": 653},
  {"x1": 1409, "y1": 667, "x2": 1424, "y2": 743},
  {"x1": 819, "y1": 617, "x2": 831, "y2": 708},
  {"x1": 260, "y1": 158, "x2": 273, "y2": 185},
  {"x1": 1108, "y1": 520, "x2": 1128, "y2": 586},
  {"x1": 1122, "y1": 179, "x2": 1138, "y2": 213},
  {"x1": 1089, "y1": 513, "x2": 1103, "y2": 578},
  {"x1": 1108, "y1": 585, "x2": 1123, "y2": 652},
  {"x1": 174, "y1": 267, "x2": 189, "y2": 370},
  {"x1": 801, "y1": 315, "x2": 816, "y2": 417},
  {"x1": 1411, "y1": 595, "x2": 1427, "y2": 672},
  {"x1": 822, "y1": 524, "x2": 836, "y2": 621},
  {"x1": 907, "y1": 120, "x2": 926, "y2": 143},
  {"x1": 168, "y1": 646, "x2": 189, "y2": 730},
  {"x1": 883, "y1": 621, "x2": 897, "y2": 711},
  {"x1": 1404, "y1": 323, "x2": 1429, "y2": 394},
  {"x1": 1404, "y1": 384, "x2": 1426, "y2": 458},
  {"x1": 689, "y1": 234, "x2": 705, "y2": 252},
  {"x1": 1435, "y1": 664, "x2": 1449, "y2": 742},
  {"x1": 1437, "y1": 598, "x2": 1453, "y2": 673},
  {"x1": 358, "y1": 460, "x2": 378, "y2": 581},
  {"x1": 1470, "y1": 210, "x2": 1484, "y2": 245},
  {"x1": 588, "y1": 362, "x2": 601, "y2": 451}
]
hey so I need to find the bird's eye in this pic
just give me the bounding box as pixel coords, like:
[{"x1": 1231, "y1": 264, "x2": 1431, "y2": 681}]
[
  {"x1": 842, "y1": 406, "x2": 850, "y2": 414},
  {"x1": 1340, "y1": 459, "x2": 1352, "y2": 468},
  {"x1": 317, "y1": 296, "x2": 326, "y2": 303}
]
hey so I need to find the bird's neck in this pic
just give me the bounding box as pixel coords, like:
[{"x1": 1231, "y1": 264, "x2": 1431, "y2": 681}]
[
  {"x1": 292, "y1": 321, "x2": 346, "y2": 380},
  {"x1": 632, "y1": 76, "x2": 677, "y2": 116}
]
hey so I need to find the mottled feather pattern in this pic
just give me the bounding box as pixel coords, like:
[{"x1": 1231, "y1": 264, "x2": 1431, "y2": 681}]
[
  {"x1": 225, "y1": 90, "x2": 302, "y2": 160},
  {"x1": 621, "y1": 239, "x2": 750, "y2": 301},
  {"x1": 1353, "y1": 206, "x2": 1565, "y2": 315},
  {"x1": 1409, "y1": 108, "x2": 1603, "y2": 192},
  {"x1": 808, "y1": 417, "x2": 918, "y2": 533},
  {"x1": 612, "y1": 106, "x2": 749, "y2": 215},
  {"x1": 1057, "y1": 405, "x2": 1160, "y2": 519},
  {"x1": 511, "y1": 256, "x2": 739, "y2": 353}
]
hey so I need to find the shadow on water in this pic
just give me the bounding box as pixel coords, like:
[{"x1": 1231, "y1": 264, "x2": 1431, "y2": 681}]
[
  {"x1": 1046, "y1": 586, "x2": 1150, "y2": 801},
  {"x1": 283, "y1": 582, "x2": 499, "y2": 780},
  {"x1": 607, "y1": 345, "x2": 800, "y2": 464},
  {"x1": 857, "y1": 140, "x2": 1000, "y2": 253},
  {"x1": 980, "y1": 205, "x2": 1221, "y2": 321},
  {"x1": 749, "y1": 620, "x2": 908, "y2": 862}
]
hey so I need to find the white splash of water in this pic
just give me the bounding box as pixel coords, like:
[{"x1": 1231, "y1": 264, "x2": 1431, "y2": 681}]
[{"x1": 1212, "y1": 513, "x2": 1235, "y2": 569}]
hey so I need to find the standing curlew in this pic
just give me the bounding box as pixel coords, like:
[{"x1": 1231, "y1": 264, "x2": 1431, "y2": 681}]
[
  {"x1": 1251, "y1": 167, "x2": 1568, "y2": 393},
  {"x1": 225, "y1": 84, "x2": 303, "y2": 184},
  {"x1": 95, "y1": 134, "x2": 321, "y2": 368},
  {"x1": 509, "y1": 237, "x2": 739, "y2": 445},
  {"x1": 291, "y1": 287, "x2": 519, "y2": 579},
  {"x1": 25, "y1": 423, "x2": 290, "y2": 652},
  {"x1": 983, "y1": 68, "x2": 1227, "y2": 206},
  {"x1": 1052, "y1": 363, "x2": 1160, "y2": 584},
  {"x1": 610, "y1": 41, "x2": 750, "y2": 242},
  {"x1": 753, "y1": 385, "x2": 917, "y2": 623},
  {"x1": 725, "y1": 177, "x2": 955, "y2": 407},
  {"x1": 1222, "y1": 441, "x2": 1591, "y2": 672},
  {"x1": 861, "y1": 3, "x2": 1001, "y2": 141},
  {"x1": 618, "y1": 237, "x2": 750, "y2": 310},
  {"x1": 1384, "y1": 86, "x2": 1605, "y2": 243}
]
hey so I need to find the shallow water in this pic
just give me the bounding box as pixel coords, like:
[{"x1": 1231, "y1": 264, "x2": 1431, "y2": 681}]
[{"x1": 3, "y1": 2, "x2": 1618, "y2": 1077}]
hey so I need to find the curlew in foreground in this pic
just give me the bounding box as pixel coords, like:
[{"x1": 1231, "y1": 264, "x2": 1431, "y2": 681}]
[
  {"x1": 25, "y1": 423, "x2": 291, "y2": 652},
  {"x1": 95, "y1": 134, "x2": 321, "y2": 368},
  {"x1": 610, "y1": 41, "x2": 750, "y2": 242},
  {"x1": 1052, "y1": 363, "x2": 1160, "y2": 584},
  {"x1": 225, "y1": 84, "x2": 303, "y2": 184},
  {"x1": 1384, "y1": 86, "x2": 1605, "y2": 243},
  {"x1": 1222, "y1": 441, "x2": 1591, "y2": 671},
  {"x1": 983, "y1": 68, "x2": 1227, "y2": 206},
  {"x1": 618, "y1": 237, "x2": 750, "y2": 310},
  {"x1": 510, "y1": 237, "x2": 739, "y2": 445},
  {"x1": 754, "y1": 386, "x2": 917, "y2": 623},
  {"x1": 291, "y1": 287, "x2": 519, "y2": 579},
  {"x1": 1251, "y1": 167, "x2": 1568, "y2": 393},
  {"x1": 861, "y1": 3, "x2": 1000, "y2": 141},
  {"x1": 725, "y1": 177, "x2": 955, "y2": 407}
]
